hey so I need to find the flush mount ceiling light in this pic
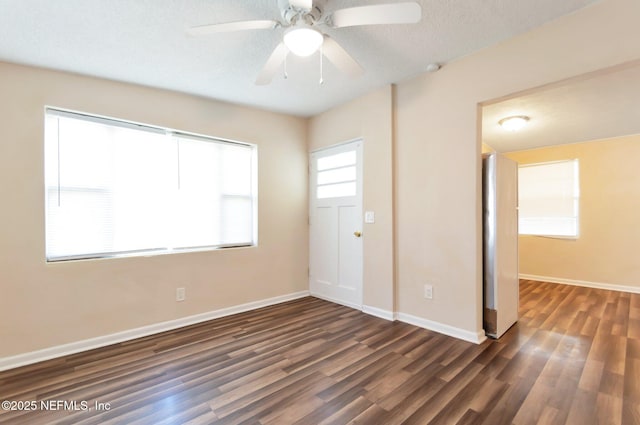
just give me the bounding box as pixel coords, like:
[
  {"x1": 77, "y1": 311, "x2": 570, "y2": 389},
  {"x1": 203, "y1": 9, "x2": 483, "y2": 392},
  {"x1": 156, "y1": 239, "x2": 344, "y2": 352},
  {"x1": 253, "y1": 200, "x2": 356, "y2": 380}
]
[
  {"x1": 283, "y1": 23, "x2": 324, "y2": 57},
  {"x1": 499, "y1": 115, "x2": 530, "y2": 131}
]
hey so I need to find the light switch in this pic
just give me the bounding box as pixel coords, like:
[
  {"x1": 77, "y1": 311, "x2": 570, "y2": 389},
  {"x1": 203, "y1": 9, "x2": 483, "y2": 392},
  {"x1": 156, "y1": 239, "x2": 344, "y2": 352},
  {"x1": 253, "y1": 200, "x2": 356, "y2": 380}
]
[{"x1": 364, "y1": 211, "x2": 375, "y2": 224}]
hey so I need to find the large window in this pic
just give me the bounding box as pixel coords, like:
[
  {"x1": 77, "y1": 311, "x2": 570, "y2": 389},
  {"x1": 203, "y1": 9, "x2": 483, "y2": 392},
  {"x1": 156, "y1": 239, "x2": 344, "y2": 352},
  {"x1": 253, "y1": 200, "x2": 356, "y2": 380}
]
[
  {"x1": 45, "y1": 108, "x2": 257, "y2": 262},
  {"x1": 518, "y1": 159, "x2": 579, "y2": 238}
]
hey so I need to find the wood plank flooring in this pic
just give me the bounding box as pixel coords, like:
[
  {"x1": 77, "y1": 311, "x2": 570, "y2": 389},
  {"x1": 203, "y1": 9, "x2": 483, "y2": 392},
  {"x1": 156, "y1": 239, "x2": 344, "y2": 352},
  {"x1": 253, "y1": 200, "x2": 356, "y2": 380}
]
[{"x1": 1, "y1": 279, "x2": 639, "y2": 424}]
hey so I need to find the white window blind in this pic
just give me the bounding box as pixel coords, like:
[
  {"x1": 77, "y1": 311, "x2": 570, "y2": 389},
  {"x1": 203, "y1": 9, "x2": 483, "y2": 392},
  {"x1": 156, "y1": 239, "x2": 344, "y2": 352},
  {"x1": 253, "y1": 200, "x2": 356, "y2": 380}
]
[
  {"x1": 518, "y1": 159, "x2": 579, "y2": 237},
  {"x1": 45, "y1": 109, "x2": 257, "y2": 261}
]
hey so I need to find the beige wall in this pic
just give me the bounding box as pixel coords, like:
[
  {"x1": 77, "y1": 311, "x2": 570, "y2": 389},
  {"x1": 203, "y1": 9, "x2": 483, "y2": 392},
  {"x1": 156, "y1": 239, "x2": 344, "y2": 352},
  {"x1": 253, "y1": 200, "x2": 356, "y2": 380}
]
[
  {"x1": 394, "y1": 0, "x2": 640, "y2": 339},
  {"x1": 307, "y1": 86, "x2": 394, "y2": 312},
  {"x1": 505, "y1": 135, "x2": 640, "y2": 287},
  {"x1": 0, "y1": 62, "x2": 308, "y2": 358}
]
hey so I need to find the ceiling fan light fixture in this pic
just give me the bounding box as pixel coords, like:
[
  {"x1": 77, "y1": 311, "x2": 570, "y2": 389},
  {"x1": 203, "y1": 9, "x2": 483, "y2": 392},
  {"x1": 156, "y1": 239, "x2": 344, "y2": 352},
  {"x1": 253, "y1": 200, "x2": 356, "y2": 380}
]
[
  {"x1": 499, "y1": 115, "x2": 530, "y2": 131},
  {"x1": 283, "y1": 25, "x2": 323, "y2": 57}
]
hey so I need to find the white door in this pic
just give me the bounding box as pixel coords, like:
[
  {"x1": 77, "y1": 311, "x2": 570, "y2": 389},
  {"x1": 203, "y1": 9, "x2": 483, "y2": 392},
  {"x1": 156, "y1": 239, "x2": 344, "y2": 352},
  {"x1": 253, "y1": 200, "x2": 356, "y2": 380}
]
[{"x1": 309, "y1": 140, "x2": 363, "y2": 309}]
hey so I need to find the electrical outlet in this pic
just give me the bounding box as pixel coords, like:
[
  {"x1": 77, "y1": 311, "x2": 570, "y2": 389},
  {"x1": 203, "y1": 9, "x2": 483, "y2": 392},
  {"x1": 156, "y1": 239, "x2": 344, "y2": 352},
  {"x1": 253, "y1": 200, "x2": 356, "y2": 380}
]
[
  {"x1": 424, "y1": 284, "x2": 433, "y2": 299},
  {"x1": 176, "y1": 287, "x2": 186, "y2": 302}
]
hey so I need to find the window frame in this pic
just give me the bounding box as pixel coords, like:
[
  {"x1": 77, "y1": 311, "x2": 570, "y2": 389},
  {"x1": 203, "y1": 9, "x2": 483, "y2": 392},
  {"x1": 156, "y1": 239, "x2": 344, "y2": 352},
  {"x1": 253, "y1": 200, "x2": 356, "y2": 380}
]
[{"x1": 44, "y1": 107, "x2": 258, "y2": 262}]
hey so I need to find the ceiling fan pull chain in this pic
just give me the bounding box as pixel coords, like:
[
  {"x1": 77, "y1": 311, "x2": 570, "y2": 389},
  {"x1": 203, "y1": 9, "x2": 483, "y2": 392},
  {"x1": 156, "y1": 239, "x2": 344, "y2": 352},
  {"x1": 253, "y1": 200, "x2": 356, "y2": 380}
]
[
  {"x1": 319, "y1": 45, "x2": 324, "y2": 85},
  {"x1": 284, "y1": 52, "x2": 288, "y2": 79}
]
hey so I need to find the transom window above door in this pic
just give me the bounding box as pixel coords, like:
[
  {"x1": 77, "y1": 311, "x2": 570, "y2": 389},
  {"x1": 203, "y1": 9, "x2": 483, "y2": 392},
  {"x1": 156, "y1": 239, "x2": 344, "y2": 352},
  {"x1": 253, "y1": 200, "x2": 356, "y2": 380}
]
[{"x1": 315, "y1": 150, "x2": 357, "y2": 199}]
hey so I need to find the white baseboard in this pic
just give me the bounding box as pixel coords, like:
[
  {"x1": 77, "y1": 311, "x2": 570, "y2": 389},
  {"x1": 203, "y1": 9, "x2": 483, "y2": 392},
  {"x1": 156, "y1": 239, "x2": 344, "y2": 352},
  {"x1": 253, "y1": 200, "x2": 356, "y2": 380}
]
[
  {"x1": 362, "y1": 305, "x2": 395, "y2": 321},
  {"x1": 396, "y1": 312, "x2": 487, "y2": 344},
  {"x1": 519, "y1": 274, "x2": 640, "y2": 294},
  {"x1": 309, "y1": 292, "x2": 363, "y2": 311},
  {"x1": 309, "y1": 293, "x2": 395, "y2": 322},
  {"x1": 0, "y1": 290, "x2": 310, "y2": 372},
  {"x1": 310, "y1": 293, "x2": 485, "y2": 344}
]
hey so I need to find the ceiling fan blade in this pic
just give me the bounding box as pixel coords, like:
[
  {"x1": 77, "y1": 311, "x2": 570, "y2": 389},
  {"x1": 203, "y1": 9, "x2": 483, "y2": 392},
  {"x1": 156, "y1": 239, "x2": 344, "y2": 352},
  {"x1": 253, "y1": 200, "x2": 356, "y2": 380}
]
[
  {"x1": 322, "y1": 36, "x2": 364, "y2": 78},
  {"x1": 329, "y1": 2, "x2": 421, "y2": 28},
  {"x1": 255, "y1": 43, "x2": 290, "y2": 85},
  {"x1": 186, "y1": 20, "x2": 278, "y2": 36},
  {"x1": 288, "y1": 0, "x2": 313, "y2": 11}
]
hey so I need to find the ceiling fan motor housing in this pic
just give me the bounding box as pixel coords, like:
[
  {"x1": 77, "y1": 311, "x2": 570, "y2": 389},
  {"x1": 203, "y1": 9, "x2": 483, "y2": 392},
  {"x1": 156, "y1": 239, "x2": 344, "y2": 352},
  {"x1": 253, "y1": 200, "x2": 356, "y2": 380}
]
[{"x1": 278, "y1": 0, "x2": 325, "y2": 26}]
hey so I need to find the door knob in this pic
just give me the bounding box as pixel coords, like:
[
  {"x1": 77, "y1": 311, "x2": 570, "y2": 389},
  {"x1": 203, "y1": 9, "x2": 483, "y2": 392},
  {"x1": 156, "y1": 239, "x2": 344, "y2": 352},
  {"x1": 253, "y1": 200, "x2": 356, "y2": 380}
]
[{"x1": 353, "y1": 231, "x2": 362, "y2": 238}]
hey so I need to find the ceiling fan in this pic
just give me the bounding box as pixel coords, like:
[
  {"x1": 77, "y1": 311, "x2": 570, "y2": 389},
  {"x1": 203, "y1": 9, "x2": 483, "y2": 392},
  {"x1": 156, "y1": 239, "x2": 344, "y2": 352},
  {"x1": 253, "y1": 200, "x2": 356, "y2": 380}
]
[{"x1": 186, "y1": 0, "x2": 422, "y2": 85}]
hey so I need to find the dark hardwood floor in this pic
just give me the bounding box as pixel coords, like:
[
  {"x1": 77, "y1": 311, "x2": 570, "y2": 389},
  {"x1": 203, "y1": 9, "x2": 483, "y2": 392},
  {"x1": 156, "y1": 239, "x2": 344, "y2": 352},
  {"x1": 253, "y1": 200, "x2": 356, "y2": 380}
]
[{"x1": 1, "y1": 279, "x2": 639, "y2": 424}]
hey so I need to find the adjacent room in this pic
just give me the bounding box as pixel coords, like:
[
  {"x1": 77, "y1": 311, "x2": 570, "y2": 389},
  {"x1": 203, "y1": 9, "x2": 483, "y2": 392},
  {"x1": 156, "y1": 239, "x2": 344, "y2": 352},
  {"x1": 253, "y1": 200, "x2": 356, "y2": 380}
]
[
  {"x1": 482, "y1": 61, "x2": 640, "y2": 292},
  {"x1": 1, "y1": 0, "x2": 639, "y2": 423}
]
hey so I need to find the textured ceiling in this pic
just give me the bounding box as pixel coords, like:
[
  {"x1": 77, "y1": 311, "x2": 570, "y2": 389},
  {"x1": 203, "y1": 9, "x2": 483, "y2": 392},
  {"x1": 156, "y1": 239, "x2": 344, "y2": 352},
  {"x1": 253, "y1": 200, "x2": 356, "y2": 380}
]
[
  {"x1": 482, "y1": 62, "x2": 640, "y2": 153},
  {"x1": 0, "y1": 0, "x2": 600, "y2": 117}
]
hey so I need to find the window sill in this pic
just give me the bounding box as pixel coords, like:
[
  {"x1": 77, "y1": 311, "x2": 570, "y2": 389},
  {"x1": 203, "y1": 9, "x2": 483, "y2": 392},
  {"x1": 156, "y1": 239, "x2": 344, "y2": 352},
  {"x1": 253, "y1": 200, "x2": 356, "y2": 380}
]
[{"x1": 46, "y1": 243, "x2": 256, "y2": 263}]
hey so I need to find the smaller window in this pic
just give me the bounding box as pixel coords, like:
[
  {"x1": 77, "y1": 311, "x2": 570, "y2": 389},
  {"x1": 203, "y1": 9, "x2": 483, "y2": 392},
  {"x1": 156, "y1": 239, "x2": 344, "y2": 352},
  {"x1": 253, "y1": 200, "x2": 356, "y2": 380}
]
[
  {"x1": 315, "y1": 150, "x2": 357, "y2": 199},
  {"x1": 518, "y1": 159, "x2": 579, "y2": 238}
]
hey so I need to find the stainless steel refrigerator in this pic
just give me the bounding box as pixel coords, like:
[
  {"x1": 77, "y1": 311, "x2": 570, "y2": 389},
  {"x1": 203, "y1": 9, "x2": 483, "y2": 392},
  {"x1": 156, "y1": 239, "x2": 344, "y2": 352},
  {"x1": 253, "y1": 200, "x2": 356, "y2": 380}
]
[{"x1": 482, "y1": 152, "x2": 519, "y2": 338}]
